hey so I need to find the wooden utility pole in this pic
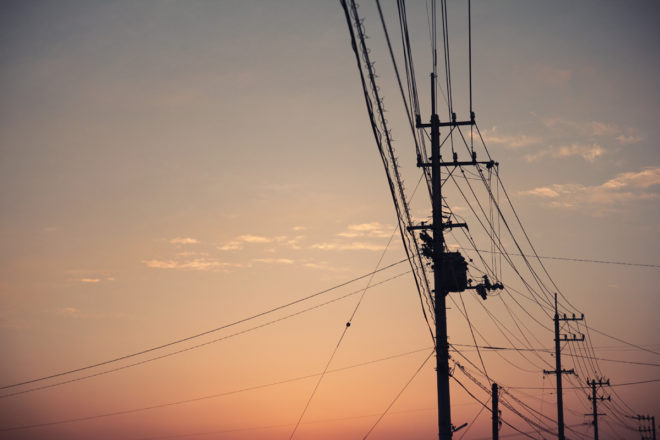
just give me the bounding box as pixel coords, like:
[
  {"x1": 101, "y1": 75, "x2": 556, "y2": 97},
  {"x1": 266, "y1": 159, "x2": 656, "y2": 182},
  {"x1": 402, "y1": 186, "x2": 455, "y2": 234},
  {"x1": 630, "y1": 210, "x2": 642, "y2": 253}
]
[
  {"x1": 586, "y1": 378, "x2": 610, "y2": 440},
  {"x1": 413, "y1": 71, "x2": 499, "y2": 440},
  {"x1": 634, "y1": 415, "x2": 657, "y2": 440},
  {"x1": 430, "y1": 67, "x2": 453, "y2": 440},
  {"x1": 543, "y1": 293, "x2": 584, "y2": 440},
  {"x1": 492, "y1": 383, "x2": 500, "y2": 440}
]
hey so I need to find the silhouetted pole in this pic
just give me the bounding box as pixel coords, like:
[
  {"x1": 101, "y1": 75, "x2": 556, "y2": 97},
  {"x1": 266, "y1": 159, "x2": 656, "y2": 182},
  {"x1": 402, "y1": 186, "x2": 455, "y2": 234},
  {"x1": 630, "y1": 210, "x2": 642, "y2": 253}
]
[
  {"x1": 587, "y1": 378, "x2": 610, "y2": 440},
  {"x1": 553, "y1": 295, "x2": 566, "y2": 440},
  {"x1": 544, "y1": 293, "x2": 584, "y2": 440},
  {"x1": 492, "y1": 383, "x2": 499, "y2": 440},
  {"x1": 635, "y1": 415, "x2": 657, "y2": 440},
  {"x1": 429, "y1": 70, "x2": 452, "y2": 440},
  {"x1": 591, "y1": 380, "x2": 599, "y2": 440}
]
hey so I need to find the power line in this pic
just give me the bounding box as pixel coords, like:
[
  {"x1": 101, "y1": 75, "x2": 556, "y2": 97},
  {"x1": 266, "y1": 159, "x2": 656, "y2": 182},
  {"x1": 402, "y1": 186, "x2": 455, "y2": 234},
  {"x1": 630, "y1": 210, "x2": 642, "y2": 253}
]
[
  {"x1": 128, "y1": 407, "x2": 437, "y2": 440},
  {"x1": 451, "y1": 343, "x2": 660, "y2": 366},
  {"x1": 506, "y1": 378, "x2": 660, "y2": 390},
  {"x1": 361, "y1": 349, "x2": 434, "y2": 439},
  {"x1": 587, "y1": 325, "x2": 660, "y2": 356},
  {"x1": 0, "y1": 258, "x2": 408, "y2": 391},
  {"x1": 0, "y1": 346, "x2": 433, "y2": 433},
  {"x1": 462, "y1": 248, "x2": 660, "y2": 269},
  {"x1": 451, "y1": 374, "x2": 537, "y2": 440},
  {"x1": 289, "y1": 220, "x2": 398, "y2": 439},
  {"x1": 1, "y1": 271, "x2": 412, "y2": 399}
]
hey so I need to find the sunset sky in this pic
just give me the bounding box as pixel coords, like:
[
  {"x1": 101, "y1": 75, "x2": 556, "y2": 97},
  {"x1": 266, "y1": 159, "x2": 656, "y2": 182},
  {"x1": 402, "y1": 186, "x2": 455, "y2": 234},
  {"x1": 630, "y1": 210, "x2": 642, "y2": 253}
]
[{"x1": 1, "y1": 1, "x2": 659, "y2": 439}]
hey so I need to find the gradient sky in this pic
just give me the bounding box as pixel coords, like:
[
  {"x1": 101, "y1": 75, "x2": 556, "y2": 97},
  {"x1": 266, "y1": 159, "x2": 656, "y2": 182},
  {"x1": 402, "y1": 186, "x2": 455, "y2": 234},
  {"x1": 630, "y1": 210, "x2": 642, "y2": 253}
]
[{"x1": 1, "y1": 1, "x2": 659, "y2": 439}]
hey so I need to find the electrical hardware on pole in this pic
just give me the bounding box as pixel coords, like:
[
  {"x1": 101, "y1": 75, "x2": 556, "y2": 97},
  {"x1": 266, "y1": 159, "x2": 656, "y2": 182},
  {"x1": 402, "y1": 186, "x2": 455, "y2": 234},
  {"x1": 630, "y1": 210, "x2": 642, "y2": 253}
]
[
  {"x1": 413, "y1": 67, "x2": 503, "y2": 440},
  {"x1": 633, "y1": 415, "x2": 657, "y2": 440},
  {"x1": 543, "y1": 293, "x2": 584, "y2": 440},
  {"x1": 586, "y1": 378, "x2": 610, "y2": 440}
]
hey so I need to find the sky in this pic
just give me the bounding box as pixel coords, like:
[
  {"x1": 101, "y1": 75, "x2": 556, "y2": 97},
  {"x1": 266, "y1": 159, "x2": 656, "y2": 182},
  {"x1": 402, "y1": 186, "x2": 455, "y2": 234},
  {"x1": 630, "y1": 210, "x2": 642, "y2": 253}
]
[{"x1": 1, "y1": 1, "x2": 659, "y2": 439}]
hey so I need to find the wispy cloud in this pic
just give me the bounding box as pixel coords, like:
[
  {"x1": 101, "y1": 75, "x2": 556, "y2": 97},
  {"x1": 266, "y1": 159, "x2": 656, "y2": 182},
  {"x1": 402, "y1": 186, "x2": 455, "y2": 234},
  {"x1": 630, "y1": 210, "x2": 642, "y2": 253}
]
[
  {"x1": 237, "y1": 234, "x2": 273, "y2": 243},
  {"x1": 217, "y1": 241, "x2": 244, "y2": 251},
  {"x1": 70, "y1": 273, "x2": 116, "y2": 284},
  {"x1": 588, "y1": 121, "x2": 620, "y2": 137},
  {"x1": 336, "y1": 222, "x2": 393, "y2": 239},
  {"x1": 310, "y1": 242, "x2": 386, "y2": 251},
  {"x1": 285, "y1": 235, "x2": 305, "y2": 250},
  {"x1": 616, "y1": 134, "x2": 644, "y2": 145},
  {"x1": 217, "y1": 234, "x2": 271, "y2": 251},
  {"x1": 253, "y1": 258, "x2": 295, "y2": 265},
  {"x1": 525, "y1": 142, "x2": 604, "y2": 163},
  {"x1": 218, "y1": 232, "x2": 305, "y2": 251},
  {"x1": 531, "y1": 64, "x2": 572, "y2": 87},
  {"x1": 482, "y1": 126, "x2": 541, "y2": 149},
  {"x1": 56, "y1": 307, "x2": 80, "y2": 318},
  {"x1": 300, "y1": 260, "x2": 348, "y2": 273},
  {"x1": 177, "y1": 251, "x2": 209, "y2": 257},
  {"x1": 521, "y1": 167, "x2": 660, "y2": 211},
  {"x1": 601, "y1": 167, "x2": 660, "y2": 189},
  {"x1": 142, "y1": 258, "x2": 245, "y2": 271},
  {"x1": 542, "y1": 118, "x2": 644, "y2": 146},
  {"x1": 523, "y1": 187, "x2": 560, "y2": 198},
  {"x1": 169, "y1": 237, "x2": 200, "y2": 245}
]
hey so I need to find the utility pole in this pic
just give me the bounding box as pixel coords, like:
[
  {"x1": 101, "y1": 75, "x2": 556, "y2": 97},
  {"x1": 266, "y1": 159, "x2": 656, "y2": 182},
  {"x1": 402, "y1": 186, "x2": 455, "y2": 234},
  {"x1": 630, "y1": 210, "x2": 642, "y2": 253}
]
[
  {"x1": 492, "y1": 383, "x2": 500, "y2": 440},
  {"x1": 342, "y1": 1, "x2": 500, "y2": 438},
  {"x1": 430, "y1": 69, "x2": 452, "y2": 440},
  {"x1": 543, "y1": 293, "x2": 584, "y2": 440},
  {"x1": 634, "y1": 415, "x2": 657, "y2": 440},
  {"x1": 586, "y1": 378, "x2": 610, "y2": 440},
  {"x1": 413, "y1": 70, "x2": 498, "y2": 440}
]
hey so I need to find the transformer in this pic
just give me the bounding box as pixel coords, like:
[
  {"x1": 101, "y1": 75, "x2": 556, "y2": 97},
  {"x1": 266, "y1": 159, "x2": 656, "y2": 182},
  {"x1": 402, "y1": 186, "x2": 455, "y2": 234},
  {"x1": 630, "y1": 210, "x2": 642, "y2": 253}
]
[{"x1": 440, "y1": 251, "x2": 468, "y2": 292}]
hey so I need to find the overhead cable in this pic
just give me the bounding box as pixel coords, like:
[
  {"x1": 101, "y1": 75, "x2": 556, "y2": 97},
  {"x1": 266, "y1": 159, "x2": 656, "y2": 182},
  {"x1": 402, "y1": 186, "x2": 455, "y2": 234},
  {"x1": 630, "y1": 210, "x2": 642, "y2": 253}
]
[{"x1": 1, "y1": 258, "x2": 408, "y2": 391}]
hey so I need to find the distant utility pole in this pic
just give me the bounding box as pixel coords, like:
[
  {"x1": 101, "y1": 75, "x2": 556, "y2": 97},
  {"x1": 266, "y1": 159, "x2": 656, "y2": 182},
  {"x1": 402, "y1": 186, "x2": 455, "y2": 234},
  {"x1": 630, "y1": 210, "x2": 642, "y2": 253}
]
[
  {"x1": 634, "y1": 415, "x2": 657, "y2": 440},
  {"x1": 492, "y1": 383, "x2": 500, "y2": 440},
  {"x1": 543, "y1": 293, "x2": 584, "y2": 440},
  {"x1": 586, "y1": 378, "x2": 610, "y2": 440}
]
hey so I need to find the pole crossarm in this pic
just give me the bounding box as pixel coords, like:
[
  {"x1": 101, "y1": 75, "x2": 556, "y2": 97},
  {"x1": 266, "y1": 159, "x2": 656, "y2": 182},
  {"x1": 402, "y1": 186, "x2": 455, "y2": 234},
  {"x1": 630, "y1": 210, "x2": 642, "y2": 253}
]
[
  {"x1": 543, "y1": 368, "x2": 575, "y2": 376},
  {"x1": 558, "y1": 313, "x2": 585, "y2": 321},
  {"x1": 556, "y1": 334, "x2": 585, "y2": 342},
  {"x1": 416, "y1": 112, "x2": 475, "y2": 129},
  {"x1": 417, "y1": 159, "x2": 497, "y2": 168},
  {"x1": 407, "y1": 222, "x2": 468, "y2": 232},
  {"x1": 416, "y1": 120, "x2": 475, "y2": 128}
]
